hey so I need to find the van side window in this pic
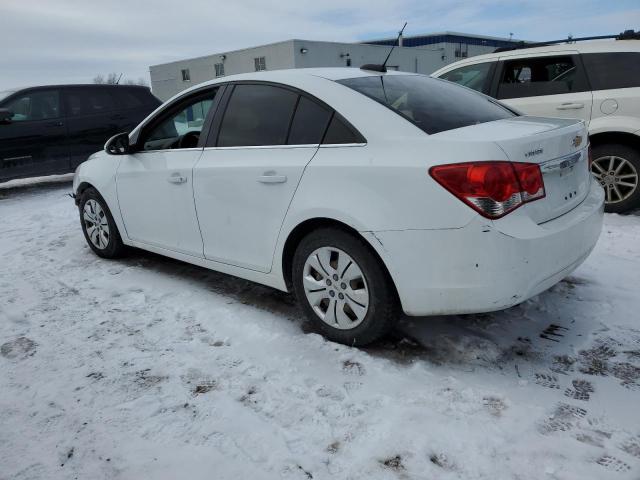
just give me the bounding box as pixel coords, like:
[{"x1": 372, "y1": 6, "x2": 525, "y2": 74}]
[
  {"x1": 440, "y1": 62, "x2": 494, "y2": 94},
  {"x1": 497, "y1": 56, "x2": 588, "y2": 99},
  {"x1": 4, "y1": 90, "x2": 61, "y2": 122},
  {"x1": 582, "y1": 53, "x2": 640, "y2": 90},
  {"x1": 66, "y1": 88, "x2": 117, "y2": 116}
]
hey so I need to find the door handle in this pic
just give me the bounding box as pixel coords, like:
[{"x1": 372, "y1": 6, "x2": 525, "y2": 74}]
[
  {"x1": 48, "y1": 121, "x2": 64, "y2": 127},
  {"x1": 258, "y1": 173, "x2": 287, "y2": 184},
  {"x1": 167, "y1": 174, "x2": 187, "y2": 184},
  {"x1": 556, "y1": 103, "x2": 584, "y2": 110}
]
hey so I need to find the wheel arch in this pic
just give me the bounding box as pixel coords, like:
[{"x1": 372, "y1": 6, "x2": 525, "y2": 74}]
[
  {"x1": 589, "y1": 130, "x2": 640, "y2": 152},
  {"x1": 280, "y1": 217, "x2": 400, "y2": 303}
]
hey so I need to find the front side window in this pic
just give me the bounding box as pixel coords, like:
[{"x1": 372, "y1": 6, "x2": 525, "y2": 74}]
[
  {"x1": 254, "y1": 57, "x2": 266, "y2": 71},
  {"x1": 497, "y1": 56, "x2": 587, "y2": 99},
  {"x1": 65, "y1": 88, "x2": 116, "y2": 116},
  {"x1": 142, "y1": 89, "x2": 218, "y2": 151},
  {"x1": 582, "y1": 52, "x2": 640, "y2": 90},
  {"x1": 439, "y1": 62, "x2": 494, "y2": 93},
  {"x1": 339, "y1": 74, "x2": 513, "y2": 135},
  {"x1": 217, "y1": 84, "x2": 297, "y2": 147},
  {"x1": 3, "y1": 90, "x2": 61, "y2": 122}
]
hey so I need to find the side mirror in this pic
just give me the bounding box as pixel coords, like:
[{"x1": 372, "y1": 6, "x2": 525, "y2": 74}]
[
  {"x1": 0, "y1": 108, "x2": 13, "y2": 124},
  {"x1": 104, "y1": 132, "x2": 130, "y2": 155}
]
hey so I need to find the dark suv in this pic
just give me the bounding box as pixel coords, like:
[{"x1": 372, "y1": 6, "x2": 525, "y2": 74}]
[{"x1": 0, "y1": 84, "x2": 161, "y2": 182}]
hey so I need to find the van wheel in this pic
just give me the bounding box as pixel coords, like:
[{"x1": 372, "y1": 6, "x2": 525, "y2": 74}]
[
  {"x1": 78, "y1": 187, "x2": 126, "y2": 258},
  {"x1": 292, "y1": 228, "x2": 398, "y2": 346},
  {"x1": 591, "y1": 143, "x2": 640, "y2": 213}
]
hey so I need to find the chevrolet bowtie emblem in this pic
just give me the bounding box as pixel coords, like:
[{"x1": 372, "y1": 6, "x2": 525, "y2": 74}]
[{"x1": 572, "y1": 135, "x2": 583, "y2": 148}]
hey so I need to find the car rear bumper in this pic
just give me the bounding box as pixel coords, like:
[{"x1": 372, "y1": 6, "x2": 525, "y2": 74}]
[{"x1": 373, "y1": 180, "x2": 605, "y2": 316}]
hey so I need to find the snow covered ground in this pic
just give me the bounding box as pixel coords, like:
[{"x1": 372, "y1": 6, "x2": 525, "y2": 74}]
[{"x1": 1, "y1": 180, "x2": 639, "y2": 480}]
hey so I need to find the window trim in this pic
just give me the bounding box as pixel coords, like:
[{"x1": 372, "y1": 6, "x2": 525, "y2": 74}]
[
  {"x1": 204, "y1": 80, "x2": 366, "y2": 149},
  {"x1": 0, "y1": 87, "x2": 64, "y2": 123}
]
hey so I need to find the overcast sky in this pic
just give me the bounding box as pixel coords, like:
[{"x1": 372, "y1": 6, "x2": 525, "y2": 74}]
[{"x1": 1, "y1": 0, "x2": 639, "y2": 91}]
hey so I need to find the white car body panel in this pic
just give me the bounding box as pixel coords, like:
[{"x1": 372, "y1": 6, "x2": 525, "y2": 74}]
[{"x1": 74, "y1": 68, "x2": 604, "y2": 317}]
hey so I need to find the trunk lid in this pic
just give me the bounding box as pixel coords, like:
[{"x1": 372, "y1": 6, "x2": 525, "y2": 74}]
[{"x1": 434, "y1": 116, "x2": 591, "y2": 223}]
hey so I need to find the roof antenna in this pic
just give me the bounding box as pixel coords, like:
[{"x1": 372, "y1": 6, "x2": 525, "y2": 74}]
[{"x1": 361, "y1": 22, "x2": 407, "y2": 73}]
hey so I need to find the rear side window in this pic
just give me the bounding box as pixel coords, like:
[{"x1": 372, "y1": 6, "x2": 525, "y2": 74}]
[
  {"x1": 439, "y1": 62, "x2": 495, "y2": 94},
  {"x1": 217, "y1": 84, "x2": 298, "y2": 147},
  {"x1": 114, "y1": 89, "x2": 144, "y2": 108},
  {"x1": 287, "y1": 96, "x2": 332, "y2": 145},
  {"x1": 497, "y1": 56, "x2": 588, "y2": 99},
  {"x1": 339, "y1": 75, "x2": 513, "y2": 135},
  {"x1": 582, "y1": 53, "x2": 640, "y2": 90},
  {"x1": 65, "y1": 88, "x2": 116, "y2": 116},
  {"x1": 322, "y1": 115, "x2": 362, "y2": 144}
]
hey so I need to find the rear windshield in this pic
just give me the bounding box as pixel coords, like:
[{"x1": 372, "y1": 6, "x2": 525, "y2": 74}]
[{"x1": 338, "y1": 74, "x2": 514, "y2": 134}]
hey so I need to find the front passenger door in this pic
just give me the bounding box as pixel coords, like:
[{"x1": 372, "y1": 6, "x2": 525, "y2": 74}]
[
  {"x1": 116, "y1": 87, "x2": 219, "y2": 256},
  {"x1": 0, "y1": 89, "x2": 68, "y2": 181}
]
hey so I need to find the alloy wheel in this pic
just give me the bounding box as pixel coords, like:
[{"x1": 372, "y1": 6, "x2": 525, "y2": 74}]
[
  {"x1": 83, "y1": 199, "x2": 110, "y2": 249},
  {"x1": 591, "y1": 155, "x2": 638, "y2": 204},
  {"x1": 302, "y1": 247, "x2": 369, "y2": 330}
]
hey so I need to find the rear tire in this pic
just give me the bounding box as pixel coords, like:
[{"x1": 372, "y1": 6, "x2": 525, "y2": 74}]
[
  {"x1": 78, "y1": 187, "x2": 126, "y2": 258},
  {"x1": 292, "y1": 227, "x2": 398, "y2": 346},
  {"x1": 591, "y1": 143, "x2": 640, "y2": 213}
]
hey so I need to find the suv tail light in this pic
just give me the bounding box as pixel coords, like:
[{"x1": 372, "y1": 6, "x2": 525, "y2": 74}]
[
  {"x1": 587, "y1": 143, "x2": 593, "y2": 169},
  {"x1": 429, "y1": 161, "x2": 545, "y2": 219}
]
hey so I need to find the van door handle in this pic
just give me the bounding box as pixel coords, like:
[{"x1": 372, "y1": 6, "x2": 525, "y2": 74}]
[
  {"x1": 167, "y1": 174, "x2": 187, "y2": 184},
  {"x1": 258, "y1": 173, "x2": 287, "y2": 184},
  {"x1": 556, "y1": 102, "x2": 584, "y2": 110}
]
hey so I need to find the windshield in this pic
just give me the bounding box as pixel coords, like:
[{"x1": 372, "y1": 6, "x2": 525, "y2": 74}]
[
  {"x1": 338, "y1": 74, "x2": 514, "y2": 135},
  {"x1": 0, "y1": 90, "x2": 17, "y2": 103}
]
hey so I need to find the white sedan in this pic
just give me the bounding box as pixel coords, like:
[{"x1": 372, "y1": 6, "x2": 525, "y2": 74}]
[{"x1": 73, "y1": 67, "x2": 604, "y2": 345}]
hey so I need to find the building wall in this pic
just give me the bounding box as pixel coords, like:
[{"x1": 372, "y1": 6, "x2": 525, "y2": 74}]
[
  {"x1": 150, "y1": 41, "x2": 296, "y2": 101},
  {"x1": 149, "y1": 36, "x2": 510, "y2": 101},
  {"x1": 291, "y1": 40, "x2": 445, "y2": 74}
]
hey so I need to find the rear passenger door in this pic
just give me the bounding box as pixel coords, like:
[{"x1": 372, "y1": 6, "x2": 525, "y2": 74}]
[
  {"x1": 493, "y1": 53, "x2": 593, "y2": 123},
  {"x1": 193, "y1": 83, "x2": 333, "y2": 273},
  {"x1": 63, "y1": 86, "x2": 121, "y2": 167}
]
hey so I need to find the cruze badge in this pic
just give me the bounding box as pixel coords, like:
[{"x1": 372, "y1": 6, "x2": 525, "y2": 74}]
[
  {"x1": 572, "y1": 135, "x2": 583, "y2": 148},
  {"x1": 525, "y1": 148, "x2": 543, "y2": 158}
]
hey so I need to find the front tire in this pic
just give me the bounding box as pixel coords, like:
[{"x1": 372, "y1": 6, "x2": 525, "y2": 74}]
[
  {"x1": 78, "y1": 187, "x2": 126, "y2": 258},
  {"x1": 591, "y1": 143, "x2": 640, "y2": 213},
  {"x1": 292, "y1": 227, "x2": 398, "y2": 346}
]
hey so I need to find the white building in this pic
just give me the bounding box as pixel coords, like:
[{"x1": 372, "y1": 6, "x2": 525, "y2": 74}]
[{"x1": 150, "y1": 32, "x2": 523, "y2": 101}]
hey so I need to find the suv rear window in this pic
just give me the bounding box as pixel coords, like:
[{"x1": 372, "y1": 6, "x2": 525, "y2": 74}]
[
  {"x1": 582, "y1": 53, "x2": 640, "y2": 90},
  {"x1": 338, "y1": 75, "x2": 513, "y2": 135}
]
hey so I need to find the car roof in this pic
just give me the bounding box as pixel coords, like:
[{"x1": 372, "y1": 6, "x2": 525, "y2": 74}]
[
  {"x1": 184, "y1": 67, "x2": 414, "y2": 89},
  {"x1": 432, "y1": 39, "x2": 640, "y2": 74},
  {"x1": 4, "y1": 84, "x2": 150, "y2": 93}
]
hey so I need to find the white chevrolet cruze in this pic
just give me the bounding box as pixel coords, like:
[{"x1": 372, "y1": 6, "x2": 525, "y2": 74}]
[{"x1": 73, "y1": 67, "x2": 604, "y2": 345}]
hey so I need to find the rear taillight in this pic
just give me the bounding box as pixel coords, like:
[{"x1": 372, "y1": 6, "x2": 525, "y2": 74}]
[
  {"x1": 588, "y1": 144, "x2": 593, "y2": 169},
  {"x1": 429, "y1": 161, "x2": 546, "y2": 219}
]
